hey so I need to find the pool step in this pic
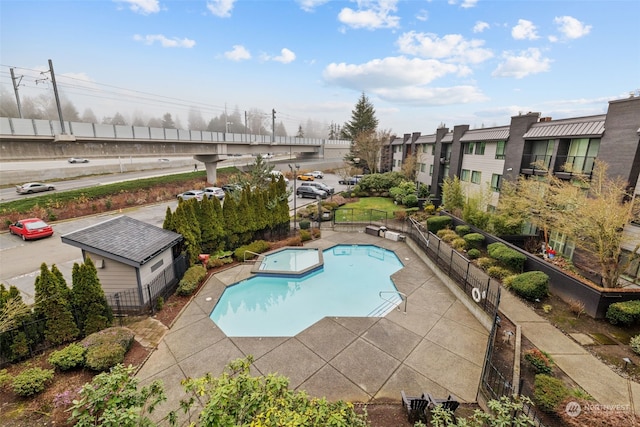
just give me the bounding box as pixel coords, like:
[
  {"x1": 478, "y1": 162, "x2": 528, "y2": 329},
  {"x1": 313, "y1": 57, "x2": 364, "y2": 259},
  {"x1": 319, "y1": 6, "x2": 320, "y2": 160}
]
[{"x1": 368, "y1": 296, "x2": 403, "y2": 317}]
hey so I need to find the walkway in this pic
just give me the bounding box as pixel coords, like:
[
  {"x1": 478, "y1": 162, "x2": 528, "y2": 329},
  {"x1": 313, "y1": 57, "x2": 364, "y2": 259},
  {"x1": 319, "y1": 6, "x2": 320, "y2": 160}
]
[{"x1": 135, "y1": 230, "x2": 489, "y2": 425}]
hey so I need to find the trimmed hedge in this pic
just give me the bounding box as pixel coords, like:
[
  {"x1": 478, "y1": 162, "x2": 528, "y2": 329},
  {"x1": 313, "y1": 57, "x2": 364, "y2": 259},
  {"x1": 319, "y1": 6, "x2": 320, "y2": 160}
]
[
  {"x1": 427, "y1": 215, "x2": 452, "y2": 233},
  {"x1": 463, "y1": 232, "x2": 485, "y2": 249},
  {"x1": 487, "y1": 242, "x2": 526, "y2": 272},
  {"x1": 455, "y1": 225, "x2": 471, "y2": 236},
  {"x1": 12, "y1": 367, "x2": 55, "y2": 397},
  {"x1": 510, "y1": 271, "x2": 549, "y2": 301},
  {"x1": 176, "y1": 264, "x2": 207, "y2": 296},
  {"x1": 467, "y1": 248, "x2": 481, "y2": 259},
  {"x1": 606, "y1": 300, "x2": 640, "y2": 326},
  {"x1": 48, "y1": 343, "x2": 86, "y2": 371},
  {"x1": 233, "y1": 240, "x2": 271, "y2": 261},
  {"x1": 81, "y1": 327, "x2": 135, "y2": 371}
]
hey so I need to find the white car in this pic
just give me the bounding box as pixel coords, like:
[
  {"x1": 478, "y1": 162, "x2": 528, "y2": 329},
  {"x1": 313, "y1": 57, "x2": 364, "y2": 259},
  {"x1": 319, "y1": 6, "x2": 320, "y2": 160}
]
[
  {"x1": 310, "y1": 171, "x2": 324, "y2": 179},
  {"x1": 203, "y1": 187, "x2": 225, "y2": 200},
  {"x1": 177, "y1": 190, "x2": 205, "y2": 201}
]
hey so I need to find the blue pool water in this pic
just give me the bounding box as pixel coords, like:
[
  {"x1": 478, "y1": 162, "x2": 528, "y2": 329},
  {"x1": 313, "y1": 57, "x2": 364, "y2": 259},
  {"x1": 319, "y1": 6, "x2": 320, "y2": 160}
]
[{"x1": 210, "y1": 245, "x2": 403, "y2": 337}]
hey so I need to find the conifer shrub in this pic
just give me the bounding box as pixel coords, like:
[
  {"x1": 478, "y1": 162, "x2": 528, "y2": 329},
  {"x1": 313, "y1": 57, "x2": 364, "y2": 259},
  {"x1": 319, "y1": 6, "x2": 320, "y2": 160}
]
[
  {"x1": 299, "y1": 219, "x2": 311, "y2": 230},
  {"x1": 487, "y1": 242, "x2": 526, "y2": 272},
  {"x1": 510, "y1": 271, "x2": 549, "y2": 301},
  {"x1": 466, "y1": 248, "x2": 481, "y2": 259},
  {"x1": 606, "y1": 300, "x2": 640, "y2": 326},
  {"x1": 476, "y1": 257, "x2": 497, "y2": 270},
  {"x1": 440, "y1": 230, "x2": 459, "y2": 243},
  {"x1": 176, "y1": 264, "x2": 207, "y2": 296},
  {"x1": 455, "y1": 225, "x2": 470, "y2": 236},
  {"x1": 299, "y1": 229, "x2": 312, "y2": 242},
  {"x1": 12, "y1": 367, "x2": 54, "y2": 397},
  {"x1": 451, "y1": 237, "x2": 467, "y2": 251},
  {"x1": 427, "y1": 215, "x2": 452, "y2": 233},
  {"x1": 487, "y1": 266, "x2": 513, "y2": 280},
  {"x1": 48, "y1": 343, "x2": 86, "y2": 371},
  {"x1": 463, "y1": 232, "x2": 485, "y2": 249},
  {"x1": 533, "y1": 374, "x2": 569, "y2": 413},
  {"x1": 81, "y1": 327, "x2": 135, "y2": 371}
]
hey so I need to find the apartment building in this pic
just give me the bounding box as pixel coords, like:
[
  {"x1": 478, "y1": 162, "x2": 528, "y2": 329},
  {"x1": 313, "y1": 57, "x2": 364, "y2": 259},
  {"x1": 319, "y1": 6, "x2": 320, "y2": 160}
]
[{"x1": 386, "y1": 94, "x2": 640, "y2": 284}]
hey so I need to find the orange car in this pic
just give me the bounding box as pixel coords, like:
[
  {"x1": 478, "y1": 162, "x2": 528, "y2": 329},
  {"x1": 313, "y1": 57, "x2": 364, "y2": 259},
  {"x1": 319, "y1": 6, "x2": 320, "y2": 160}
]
[{"x1": 297, "y1": 173, "x2": 315, "y2": 181}]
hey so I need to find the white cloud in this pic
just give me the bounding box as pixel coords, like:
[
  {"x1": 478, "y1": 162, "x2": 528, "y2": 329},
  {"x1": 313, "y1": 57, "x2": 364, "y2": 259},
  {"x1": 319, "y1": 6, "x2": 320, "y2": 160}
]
[
  {"x1": 273, "y1": 48, "x2": 296, "y2": 64},
  {"x1": 473, "y1": 21, "x2": 489, "y2": 33},
  {"x1": 397, "y1": 31, "x2": 493, "y2": 64},
  {"x1": 224, "y1": 45, "x2": 251, "y2": 61},
  {"x1": 323, "y1": 56, "x2": 460, "y2": 90},
  {"x1": 511, "y1": 19, "x2": 539, "y2": 40},
  {"x1": 338, "y1": 0, "x2": 400, "y2": 30},
  {"x1": 554, "y1": 16, "x2": 592, "y2": 39},
  {"x1": 133, "y1": 34, "x2": 195, "y2": 48},
  {"x1": 376, "y1": 85, "x2": 487, "y2": 105},
  {"x1": 206, "y1": 0, "x2": 235, "y2": 18},
  {"x1": 492, "y1": 48, "x2": 551, "y2": 79},
  {"x1": 296, "y1": 0, "x2": 330, "y2": 12},
  {"x1": 416, "y1": 9, "x2": 428, "y2": 22},
  {"x1": 118, "y1": 0, "x2": 160, "y2": 15},
  {"x1": 447, "y1": 0, "x2": 478, "y2": 9}
]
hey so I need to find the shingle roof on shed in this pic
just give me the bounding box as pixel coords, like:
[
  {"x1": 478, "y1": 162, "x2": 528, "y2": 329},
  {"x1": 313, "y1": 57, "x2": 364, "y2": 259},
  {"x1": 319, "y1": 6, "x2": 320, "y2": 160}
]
[
  {"x1": 61, "y1": 216, "x2": 182, "y2": 267},
  {"x1": 460, "y1": 126, "x2": 509, "y2": 142},
  {"x1": 523, "y1": 115, "x2": 606, "y2": 139}
]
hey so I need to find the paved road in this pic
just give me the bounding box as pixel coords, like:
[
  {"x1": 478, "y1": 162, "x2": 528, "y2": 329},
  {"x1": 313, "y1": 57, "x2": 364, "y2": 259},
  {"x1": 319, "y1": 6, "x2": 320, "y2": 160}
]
[{"x1": 0, "y1": 169, "x2": 347, "y2": 304}]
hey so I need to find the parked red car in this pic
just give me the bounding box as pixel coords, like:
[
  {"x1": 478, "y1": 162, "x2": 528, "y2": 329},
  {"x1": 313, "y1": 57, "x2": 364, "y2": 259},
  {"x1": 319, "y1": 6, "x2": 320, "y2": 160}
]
[{"x1": 8, "y1": 218, "x2": 54, "y2": 241}]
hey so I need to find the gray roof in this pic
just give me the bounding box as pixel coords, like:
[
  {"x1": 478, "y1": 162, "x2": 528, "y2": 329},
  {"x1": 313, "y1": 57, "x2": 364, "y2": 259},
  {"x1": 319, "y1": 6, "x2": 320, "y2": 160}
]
[
  {"x1": 460, "y1": 126, "x2": 509, "y2": 142},
  {"x1": 61, "y1": 216, "x2": 182, "y2": 267},
  {"x1": 441, "y1": 133, "x2": 454, "y2": 142},
  {"x1": 523, "y1": 115, "x2": 606, "y2": 139},
  {"x1": 415, "y1": 134, "x2": 437, "y2": 144}
]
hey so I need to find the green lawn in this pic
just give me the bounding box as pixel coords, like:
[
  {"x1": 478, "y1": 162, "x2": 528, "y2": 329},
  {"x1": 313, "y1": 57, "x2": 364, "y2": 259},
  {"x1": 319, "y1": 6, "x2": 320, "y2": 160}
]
[{"x1": 335, "y1": 197, "x2": 401, "y2": 222}]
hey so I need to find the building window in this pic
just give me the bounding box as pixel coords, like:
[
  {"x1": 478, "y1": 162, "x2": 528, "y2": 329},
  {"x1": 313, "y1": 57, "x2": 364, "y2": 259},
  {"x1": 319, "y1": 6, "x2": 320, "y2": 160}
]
[
  {"x1": 422, "y1": 144, "x2": 429, "y2": 153},
  {"x1": 471, "y1": 170, "x2": 481, "y2": 184},
  {"x1": 151, "y1": 259, "x2": 164, "y2": 273},
  {"x1": 461, "y1": 169, "x2": 470, "y2": 181},
  {"x1": 431, "y1": 145, "x2": 436, "y2": 155},
  {"x1": 566, "y1": 138, "x2": 600, "y2": 174},
  {"x1": 429, "y1": 164, "x2": 434, "y2": 176},
  {"x1": 496, "y1": 140, "x2": 506, "y2": 159},
  {"x1": 463, "y1": 143, "x2": 474, "y2": 154},
  {"x1": 549, "y1": 230, "x2": 575, "y2": 259},
  {"x1": 491, "y1": 174, "x2": 502, "y2": 192},
  {"x1": 475, "y1": 142, "x2": 486, "y2": 155},
  {"x1": 420, "y1": 163, "x2": 426, "y2": 173}
]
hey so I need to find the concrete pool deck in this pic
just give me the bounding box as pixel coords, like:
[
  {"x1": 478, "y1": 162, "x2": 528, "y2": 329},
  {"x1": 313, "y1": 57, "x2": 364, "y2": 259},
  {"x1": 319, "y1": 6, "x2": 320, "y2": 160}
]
[{"x1": 136, "y1": 230, "x2": 489, "y2": 424}]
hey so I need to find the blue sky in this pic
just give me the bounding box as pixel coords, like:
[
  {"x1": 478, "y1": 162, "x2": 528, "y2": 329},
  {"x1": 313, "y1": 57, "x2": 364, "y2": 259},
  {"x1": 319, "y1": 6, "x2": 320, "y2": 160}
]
[{"x1": 1, "y1": 0, "x2": 638, "y2": 137}]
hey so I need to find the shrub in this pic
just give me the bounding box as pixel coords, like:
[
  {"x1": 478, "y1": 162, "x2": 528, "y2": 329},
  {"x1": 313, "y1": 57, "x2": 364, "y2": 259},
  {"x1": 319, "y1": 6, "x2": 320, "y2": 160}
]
[
  {"x1": 48, "y1": 343, "x2": 86, "y2": 371},
  {"x1": 85, "y1": 343, "x2": 127, "y2": 371},
  {"x1": 467, "y1": 248, "x2": 481, "y2": 259},
  {"x1": 510, "y1": 271, "x2": 549, "y2": 301},
  {"x1": 502, "y1": 274, "x2": 519, "y2": 289},
  {"x1": 440, "y1": 230, "x2": 458, "y2": 243},
  {"x1": 299, "y1": 219, "x2": 311, "y2": 230},
  {"x1": 487, "y1": 266, "x2": 513, "y2": 280},
  {"x1": 487, "y1": 242, "x2": 526, "y2": 272},
  {"x1": 207, "y1": 258, "x2": 226, "y2": 269},
  {"x1": 427, "y1": 215, "x2": 452, "y2": 233},
  {"x1": 0, "y1": 369, "x2": 11, "y2": 388},
  {"x1": 12, "y1": 367, "x2": 55, "y2": 397},
  {"x1": 606, "y1": 300, "x2": 640, "y2": 326},
  {"x1": 451, "y1": 237, "x2": 467, "y2": 251},
  {"x1": 476, "y1": 257, "x2": 497, "y2": 270},
  {"x1": 233, "y1": 240, "x2": 271, "y2": 261},
  {"x1": 436, "y1": 228, "x2": 455, "y2": 239},
  {"x1": 525, "y1": 348, "x2": 554, "y2": 375},
  {"x1": 567, "y1": 299, "x2": 586, "y2": 317},
  {"x1": 455, "y1": 225, "x2": 471, "y2": 236},
  {"x1": 402, "y1": 194, "x2": 418, "y2": 207},
  {"x1": 631, "y1": 335, "x2": 640, "y2": 355},
  {"x1": 463, "y1": 232, "x2": 485, "y2": 249},
  {"x1": 311, "y1": 228, "x2": 321, "y2": 239},
  {"x1": 533, "y1": 374, "x2": 569, "y2": 413},
  {"x1": 176, "y1": 264, "x2": 207, "y2": 296},
  {"x1": 299, "y1": 229, "x2": 312, "y2": 241},
  {"x1": 81, "y1": 327, "x2": 135, "y2": 370}
]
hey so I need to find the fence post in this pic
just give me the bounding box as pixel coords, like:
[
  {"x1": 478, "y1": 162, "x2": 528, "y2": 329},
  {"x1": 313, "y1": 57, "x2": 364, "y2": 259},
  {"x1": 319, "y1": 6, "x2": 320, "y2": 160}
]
[
  {"x1": 114, "y1": 294, "x2": 122, "y2": 326},
  {"x1": 147, "y1": 285, "x2": 154, "y2": 315}
]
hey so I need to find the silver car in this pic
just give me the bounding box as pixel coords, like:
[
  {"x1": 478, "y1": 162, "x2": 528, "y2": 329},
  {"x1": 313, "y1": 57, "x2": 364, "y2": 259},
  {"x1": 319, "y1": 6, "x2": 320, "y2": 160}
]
[
  {"x1": 177, "y1": 190, "x2": 205, "y2": 201},
  {"x1": 203, "y1": 187, "x2": 225, "y2": 200},
  {"x1": 16, "y1": 182, "x2": 56, "y2": 194}
]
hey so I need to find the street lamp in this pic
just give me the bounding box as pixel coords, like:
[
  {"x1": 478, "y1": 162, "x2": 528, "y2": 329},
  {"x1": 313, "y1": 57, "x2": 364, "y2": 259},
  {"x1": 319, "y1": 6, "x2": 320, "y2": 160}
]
[{"x1": 289, "y1": 163, "x2": 300, "y2": 230}]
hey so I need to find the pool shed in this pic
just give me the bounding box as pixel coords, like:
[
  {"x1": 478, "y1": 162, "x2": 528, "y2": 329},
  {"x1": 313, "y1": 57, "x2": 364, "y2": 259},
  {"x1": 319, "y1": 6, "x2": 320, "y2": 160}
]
[{"x1": 61, "y1": 215, "x2": 186, "y2": 314}]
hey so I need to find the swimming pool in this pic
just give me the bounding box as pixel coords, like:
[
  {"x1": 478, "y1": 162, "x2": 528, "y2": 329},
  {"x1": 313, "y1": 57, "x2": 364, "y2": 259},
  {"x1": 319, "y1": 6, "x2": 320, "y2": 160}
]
[
  {"x1": 210, "y1": 245, "x2": 404, "y2": 337},
  {"x1": 251, "y1": 247, "x2": 323, "y2": 276}
]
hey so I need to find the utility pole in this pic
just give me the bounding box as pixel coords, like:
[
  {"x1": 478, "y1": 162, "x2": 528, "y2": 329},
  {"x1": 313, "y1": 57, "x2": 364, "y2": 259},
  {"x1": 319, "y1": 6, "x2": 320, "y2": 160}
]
[
  {"x1": 272, "y1": 108, "x2": 276, "y2": 142},
  {"x1": 10, "y1": 68, "x2": 23, "y2": 118},
  {"x1": 48, "y1": 59, "x2": 66, "y2": 134},
  {"x1": 244, "y1": 110, "x2": 248, "y2": 142}
]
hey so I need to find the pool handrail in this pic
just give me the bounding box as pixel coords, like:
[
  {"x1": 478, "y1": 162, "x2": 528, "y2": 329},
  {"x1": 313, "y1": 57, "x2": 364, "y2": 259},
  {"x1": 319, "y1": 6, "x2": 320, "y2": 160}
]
[
  {"x1": 378, "y1": 290, "x2": 407, "y2": 314},
  {"x1": 244, "y1": 250, "x2": 263, "y2": 263}
]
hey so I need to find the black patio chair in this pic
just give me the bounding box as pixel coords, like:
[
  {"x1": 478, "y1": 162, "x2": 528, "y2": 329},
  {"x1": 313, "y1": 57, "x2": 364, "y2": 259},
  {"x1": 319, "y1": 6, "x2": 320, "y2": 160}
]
[
  {"x1": 425, "y1": 393, "x2": 460, "y2": 422},
  {"x1": 400, "y1": 390, "x2": 429, "y2": 423}
]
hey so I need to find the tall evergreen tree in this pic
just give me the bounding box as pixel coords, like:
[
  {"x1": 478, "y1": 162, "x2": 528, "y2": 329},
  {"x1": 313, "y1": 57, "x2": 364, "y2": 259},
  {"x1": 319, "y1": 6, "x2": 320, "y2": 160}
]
[
  {"x1": 71, "y1": 257, "x2": 113, "y2": 336},
  {"x1": 34, "y1": 263, "x2": 79, "y2": 345},
  {"x1": 174, "y1": 199, "x2": 202, "y2": 265},
  {"x1": 340, "y1": 92, "x2": 379, "y2": 141},
  {"x1": 197, "y1": 197, "x2": 224, "y2": 254},
  {"x1": 163, "y1": 206, "x2": 175, "y2": 232},
  {"x1": 222, "y1": 193, "x2": 240, "y2": 250}
]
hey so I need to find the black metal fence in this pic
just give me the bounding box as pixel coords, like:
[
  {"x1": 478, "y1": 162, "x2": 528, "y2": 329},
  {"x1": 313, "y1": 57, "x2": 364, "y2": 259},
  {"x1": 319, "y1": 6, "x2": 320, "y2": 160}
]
[{"x1": 105, "y1": 253, "x2": 188, "y2": 318}]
